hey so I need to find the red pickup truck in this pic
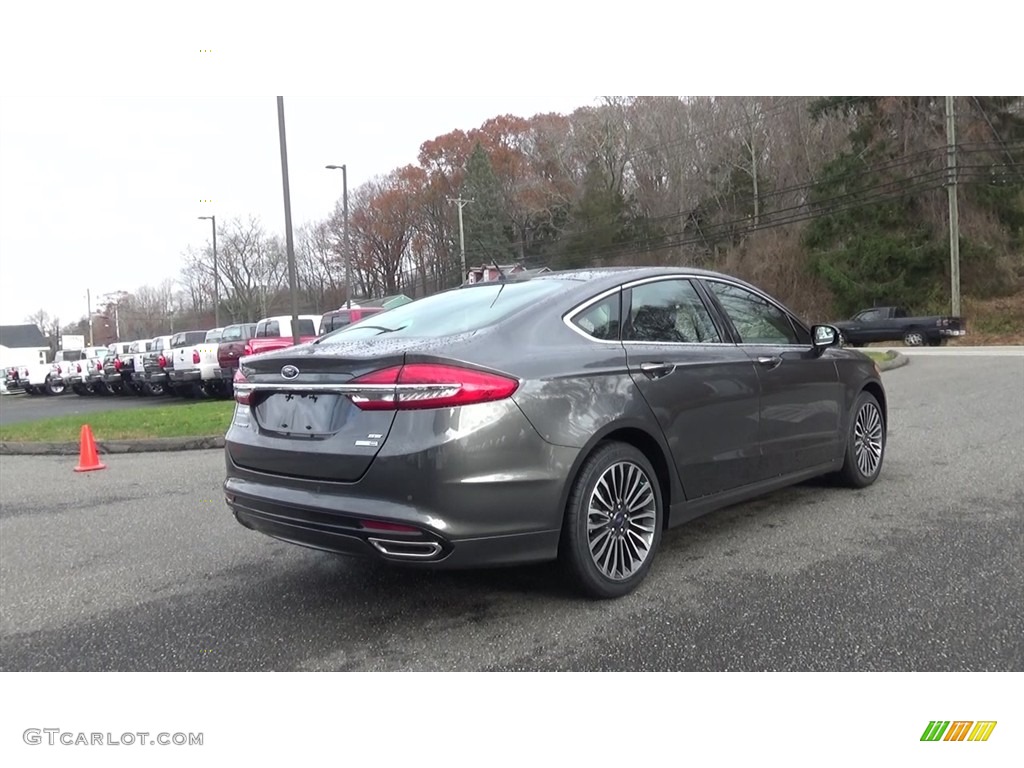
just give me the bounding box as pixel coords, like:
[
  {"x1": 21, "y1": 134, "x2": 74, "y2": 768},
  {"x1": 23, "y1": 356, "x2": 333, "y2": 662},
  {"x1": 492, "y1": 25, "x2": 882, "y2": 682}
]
[
  {"x1": 215, "y1": 322, "x2": 257, "y2": 379},
  {"x1": 243, "y1": 315, "x2": 321, "y2": 358}
]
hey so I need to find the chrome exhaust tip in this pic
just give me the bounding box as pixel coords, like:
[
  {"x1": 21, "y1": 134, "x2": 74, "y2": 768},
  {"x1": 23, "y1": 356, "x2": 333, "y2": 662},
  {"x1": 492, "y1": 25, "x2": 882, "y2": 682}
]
[{"x1": 367, "y1": 538, "x2": 443, "y2": 560}]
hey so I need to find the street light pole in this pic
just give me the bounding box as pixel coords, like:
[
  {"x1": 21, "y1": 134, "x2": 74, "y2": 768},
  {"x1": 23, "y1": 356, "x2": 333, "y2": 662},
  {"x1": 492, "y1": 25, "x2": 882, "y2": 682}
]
[
  {"x1": 86, "y1": 289, "x2": 93, "y2": 346},
  {"x1": 198, "y1": 215, "x2": 219, "y2": 327},
  {"x1": 277, "y1": 97, "x2": 301, "y2": 345},
  {"x1": 326, "y1": 164, "x2": 352, "y2": 308}
]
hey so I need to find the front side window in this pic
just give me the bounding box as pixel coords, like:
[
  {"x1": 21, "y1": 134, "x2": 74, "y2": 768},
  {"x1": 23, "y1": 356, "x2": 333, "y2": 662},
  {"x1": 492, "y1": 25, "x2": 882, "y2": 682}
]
[
  {"x1": 624, "y1": 279, "x2": 722, "y2": 344},
  {"x1": 854, "y1": 309, "x2": 883, "y2": 322},
  {"x1": 705, "y1": 281, "x2": 801, "y2": 345}
]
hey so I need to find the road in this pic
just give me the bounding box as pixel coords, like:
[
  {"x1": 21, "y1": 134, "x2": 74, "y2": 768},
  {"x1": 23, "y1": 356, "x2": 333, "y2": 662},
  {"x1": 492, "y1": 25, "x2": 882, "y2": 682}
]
[
  {"x1": 0, "y1": 391, "x2": 193, "y2": 427},
  {"x1": 1, "y1": 353, "x2": 1021, "y2": 671}
]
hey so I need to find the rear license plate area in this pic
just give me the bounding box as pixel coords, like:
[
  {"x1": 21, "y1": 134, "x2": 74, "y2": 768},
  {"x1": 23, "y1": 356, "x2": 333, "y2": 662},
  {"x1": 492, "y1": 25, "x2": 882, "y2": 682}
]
[{"x1": 255, "y1": 393, "x2": 345, "y2": 438}]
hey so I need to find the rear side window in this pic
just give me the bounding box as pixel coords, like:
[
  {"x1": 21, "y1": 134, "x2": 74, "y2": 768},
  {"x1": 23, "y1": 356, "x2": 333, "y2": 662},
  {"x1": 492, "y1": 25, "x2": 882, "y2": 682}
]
[
  {"x1": 321, "y1": 280, "x2": 564, "y2": 341},
  {"x1": 625, "y1": 279, "x2": 722, "y2": 343},
  {"x1": 295, "y1": 319, "x2": 316, "y2": 337},
  {"x1": 572, "y1": 294, "x2": 620, "y2": 340}
]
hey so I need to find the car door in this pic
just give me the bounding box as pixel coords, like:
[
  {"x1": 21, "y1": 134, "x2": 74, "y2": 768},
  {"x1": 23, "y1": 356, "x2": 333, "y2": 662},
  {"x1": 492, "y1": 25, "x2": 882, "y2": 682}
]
[
  {"x1": 701, "y1": 279, "x2": 843, "y2": 481},
  {"x1": 621, "y1": 277, "x2": 762, "y2": 500}
]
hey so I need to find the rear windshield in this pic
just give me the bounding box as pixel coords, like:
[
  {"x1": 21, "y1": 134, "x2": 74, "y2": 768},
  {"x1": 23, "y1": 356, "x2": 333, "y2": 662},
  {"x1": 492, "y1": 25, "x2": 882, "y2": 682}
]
[{"x1": 320, "y1": 280, "x2": 564, "y2": 342}]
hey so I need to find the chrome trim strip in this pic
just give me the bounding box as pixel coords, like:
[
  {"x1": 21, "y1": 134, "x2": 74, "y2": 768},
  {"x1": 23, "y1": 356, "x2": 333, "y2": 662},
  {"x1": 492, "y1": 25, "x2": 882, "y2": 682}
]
[{"x1": 233, "y1": 382, "x2": 459, "y2": 395}]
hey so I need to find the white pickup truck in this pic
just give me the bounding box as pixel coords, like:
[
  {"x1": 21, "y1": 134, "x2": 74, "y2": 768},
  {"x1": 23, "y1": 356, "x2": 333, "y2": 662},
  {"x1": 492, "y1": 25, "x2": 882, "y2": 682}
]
[
  {"x1": 167, "y1": 328, "x2": 221, "y2": 398},
  {"x1": 12, "y1": 359, "x2": 64, "y2": 396},
  {"x1": 61, "y1": 346, "x2": 111, "y2": 395}
]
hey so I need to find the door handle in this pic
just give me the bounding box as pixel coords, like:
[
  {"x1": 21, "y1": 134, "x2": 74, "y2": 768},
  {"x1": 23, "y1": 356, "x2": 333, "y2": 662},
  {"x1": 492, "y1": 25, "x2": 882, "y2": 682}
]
[
  {"x1": 756, "y1": 356, "x2": 783, "y2": 370},
  {"x1": 639, "y1": 362, "x2": 675, "y2": 380}
]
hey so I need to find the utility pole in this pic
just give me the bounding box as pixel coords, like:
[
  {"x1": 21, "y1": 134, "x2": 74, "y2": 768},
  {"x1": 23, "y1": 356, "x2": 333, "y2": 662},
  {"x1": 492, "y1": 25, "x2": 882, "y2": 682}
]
[
  {"x1": 198, "y1": 215, "x2": 219, "y2": 327},
  {"x1": 326, "y1": 165, "x2": 353, "y2": 308},
  {"x1": 86, "y1": 289, "x2": 93, "y2": 346},
  {"x1": 946, "y1": 95, "x2": 961, "y2": 317},
  {"x1": 448, "y1": 196, "x2": 474, "y2": 282},
  {"x1": 277, "y1": 96, "x2": 301, "y2": 345}
]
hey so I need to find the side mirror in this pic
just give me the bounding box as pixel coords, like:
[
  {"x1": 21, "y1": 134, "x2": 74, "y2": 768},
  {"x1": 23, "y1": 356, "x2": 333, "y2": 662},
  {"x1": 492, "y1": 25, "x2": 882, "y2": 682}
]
[{"x1": 811, "y1": 324, "x2": 840, "y2": 353}]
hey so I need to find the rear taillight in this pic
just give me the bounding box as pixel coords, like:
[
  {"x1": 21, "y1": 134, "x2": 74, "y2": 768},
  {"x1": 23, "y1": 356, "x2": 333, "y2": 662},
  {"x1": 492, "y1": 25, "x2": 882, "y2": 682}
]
[
  {"x1": 192, "y1": 350, "x2": 200, "y2": 364},
  {"x1": 55, "y1": 365, "x2": 62, "y2": 375},
  {"x1": 96, "y1": 361, "x2": 103, "y2": 371},
  {"x1": 76, "y1": 363, "x2": 82, "y2": 373},
  {"x1": 114, "y1": 358, "x2": 123, "y2": 370},
  {"x1": 158, "y1": 354, "x2": 167, "y2": 368},
  {"x1": 348, "y1": 364, "x2": 518, "y2": 411},
  {"x1": 233, "y1": 369, "x2": 251, "y2": 405},
  {"x1": 243, "y1": 342, "x2": 253, "y2": 356}
]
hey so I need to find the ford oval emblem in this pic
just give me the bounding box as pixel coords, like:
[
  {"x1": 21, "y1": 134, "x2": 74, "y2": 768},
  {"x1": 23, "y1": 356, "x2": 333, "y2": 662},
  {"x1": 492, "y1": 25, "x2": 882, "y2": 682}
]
[{"x1": 281, "y1": 365, "x2": 300, "y2": 380}]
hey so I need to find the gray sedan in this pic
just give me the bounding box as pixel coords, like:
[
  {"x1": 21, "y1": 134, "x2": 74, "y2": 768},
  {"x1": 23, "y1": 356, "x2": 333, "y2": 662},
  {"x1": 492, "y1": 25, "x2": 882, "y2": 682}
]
[{"x1": 224, "y1": 268, "x2": 886, "y2": 598}]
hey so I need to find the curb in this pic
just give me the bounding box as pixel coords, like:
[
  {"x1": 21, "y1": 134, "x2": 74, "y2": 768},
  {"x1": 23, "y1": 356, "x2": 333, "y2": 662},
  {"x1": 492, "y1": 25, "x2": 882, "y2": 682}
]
[
  {"x1": 877, "y1": 352, "x2": 909, "y2": 372},
  {"x1": 0, "y1": 435, "x2": 225, "y2": 456}
]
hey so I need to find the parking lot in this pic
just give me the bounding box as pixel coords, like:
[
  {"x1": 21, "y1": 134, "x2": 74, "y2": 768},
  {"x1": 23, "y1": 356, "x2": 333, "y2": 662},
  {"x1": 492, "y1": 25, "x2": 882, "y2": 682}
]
[{"x1": 1, "y1": 354, "x2": 1021, "y2": 671}]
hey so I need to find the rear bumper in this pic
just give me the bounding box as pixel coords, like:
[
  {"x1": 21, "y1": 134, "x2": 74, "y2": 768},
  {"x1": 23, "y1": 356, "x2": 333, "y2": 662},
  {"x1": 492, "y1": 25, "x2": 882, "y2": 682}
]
[
  {"x1": 226, "y1": 485, "x2": 560, "y2": 568},
  {"x1": 142, "y1": 369, "x2": 169, "y2": 384},
  {"x1": 4, "y1": 377, "x2": 22, "y2": 391},
  {"x1": 939, "y1": 329, "x2": 967, "y2": 337},
  {"x1": 168, "y1": 369, "x2": 201, "y2": 383},
  {"x1": 223, "y1": 401, "x2": 578, "y2": 569}
]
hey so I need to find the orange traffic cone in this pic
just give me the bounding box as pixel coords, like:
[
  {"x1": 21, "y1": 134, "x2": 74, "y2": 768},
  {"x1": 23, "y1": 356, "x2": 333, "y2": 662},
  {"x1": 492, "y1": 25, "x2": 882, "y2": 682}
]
[{"x1": 74, "y1": 424, "x2": 107, "y2": 472}]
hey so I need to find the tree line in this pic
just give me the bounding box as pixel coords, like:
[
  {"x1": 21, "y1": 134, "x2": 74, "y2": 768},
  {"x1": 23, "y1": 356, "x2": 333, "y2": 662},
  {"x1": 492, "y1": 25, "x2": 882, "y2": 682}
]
[{"x1": 41, "y1": 96, "x2": 1024, "y2": 343}]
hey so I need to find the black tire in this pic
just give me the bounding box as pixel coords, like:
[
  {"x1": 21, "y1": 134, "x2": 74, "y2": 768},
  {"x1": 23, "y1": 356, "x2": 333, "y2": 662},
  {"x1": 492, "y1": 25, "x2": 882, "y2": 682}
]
[
  {"x1": 903, "y1": 329, "x2": 925, "y2": 347},
  {"x1": 143, "y1": 382, "x2": 166, "y2": 396},
  {"x1": 560, "y1": 441, "x2": 664, "y2": 599},
  {"x1": 833, "y1": 391, "x2": 886, "y2": 488},
  {"x1": 44, "y1": 376, "x2": 65, "y2": 396},
  {"x1": 24, "y1": 386, "x2": 40, "y2": 396},
  {"x1": 71, "y1": 384, "x2": 90, "y2": 396}
]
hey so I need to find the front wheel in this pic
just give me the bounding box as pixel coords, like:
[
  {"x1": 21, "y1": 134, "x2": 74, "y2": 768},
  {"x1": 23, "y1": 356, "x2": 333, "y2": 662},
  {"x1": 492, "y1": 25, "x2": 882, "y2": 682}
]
[
  {"x1": 833, "y1": 391, "x2": 886, "y2": 488},
  {"x1": 560, "y1": 442, "x2": 664, "y2": 599}
]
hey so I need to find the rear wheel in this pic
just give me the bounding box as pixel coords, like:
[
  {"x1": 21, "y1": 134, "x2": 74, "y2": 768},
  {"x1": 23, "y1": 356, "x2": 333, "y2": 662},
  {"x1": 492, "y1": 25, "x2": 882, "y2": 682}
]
[
  {"x1": 833, "y1": 391, "x2": 886, "y2": 488},
  {"x1": 903, "y1": 329, "x2": 925, "y2": 346},
  {"x1": 45, "y1": 376, "x2": 65, "y2": 395},
  {"x1": 560, "y1": 442, "x2": 663, "y2": 599}
]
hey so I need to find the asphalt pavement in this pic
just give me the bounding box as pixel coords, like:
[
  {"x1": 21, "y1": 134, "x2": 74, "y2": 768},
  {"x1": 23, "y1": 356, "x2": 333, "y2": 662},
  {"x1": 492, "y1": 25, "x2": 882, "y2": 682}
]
[{"x1": 1, "y1": 353, "x2": 1021, "y2": 671}]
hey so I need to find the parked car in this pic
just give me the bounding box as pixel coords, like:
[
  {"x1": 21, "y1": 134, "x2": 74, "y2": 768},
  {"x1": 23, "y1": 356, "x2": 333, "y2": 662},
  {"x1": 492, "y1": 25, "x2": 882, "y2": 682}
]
[
  {"x1": 62, "y1": 346, "x2": 111, "y2": 395},
  {"x1": 102, "y1": 341, "x2": 136, "y2": 395},
  {"x1": 139, "y1": 335, "x2": 175, "y2": 395},
  {"x1": 319, "y1": 306, "x2": 387, "y2": 335},
  {"x1": 832, "y1": 306, "x2": 967, "y2": 347},
  {"x1": 215, "y1": 323, "x2": 257, "y2": 394},
  {"x1": 13, "y1": 359, "x2": 64, "y2": 396},
  {"x1": 243, "y1": 315, "x2": 321, "y2": 358},
  {"x1": 168, "y1": 328, "x2": 222, "y2": 398},
  {"x1": 224, "y1": 267, "x2": 887, "y2": 599}
]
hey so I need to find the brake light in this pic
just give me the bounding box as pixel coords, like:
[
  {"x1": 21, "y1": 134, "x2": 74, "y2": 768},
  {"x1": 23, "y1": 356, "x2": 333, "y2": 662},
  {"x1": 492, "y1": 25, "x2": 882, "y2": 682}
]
[
  {"x1": 192, "y1": 350, "x2": 200, "y2": 364},
  {"x1": 233, "y1": 369, "x2": 251, "y2": 405},
  {"x1": 96, "y1": 361, "x2": 103, "y2": 371},
  {"x1": 348, "y1": 364, "x2": 518, "y2": 411},
  {"x1": 158, "y1": 354, "x2": 167, "y2": 368},
  {"x1": 76, "y1": 363, "x2": 82, "y2": 373},
  {"x1": 243, "y1": 342, "x2": 253, "y2": 356},
  {"x1": 114, "y1": 358, "x2": 122, "y2": 370}
]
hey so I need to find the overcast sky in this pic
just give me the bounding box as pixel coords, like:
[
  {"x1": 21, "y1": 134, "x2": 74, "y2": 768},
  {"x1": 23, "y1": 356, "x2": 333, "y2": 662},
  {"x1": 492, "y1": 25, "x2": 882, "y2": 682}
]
[
  {"x1": 0, "y1": 3, "x2": 1010, "y2": 329},
  {"x1": 0, "y1": 95, "x2": 599, "y2": 326}
]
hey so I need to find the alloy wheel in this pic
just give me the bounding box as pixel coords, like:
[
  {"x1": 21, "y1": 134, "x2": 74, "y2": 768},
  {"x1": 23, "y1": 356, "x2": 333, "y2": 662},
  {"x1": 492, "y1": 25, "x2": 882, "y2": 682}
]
[
  {"x1": 587, "y1": 461, "x2": 657, "y2": 580},
  {"x1": 853, "y1": 402, "x2": 884, "y2": 477}
]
